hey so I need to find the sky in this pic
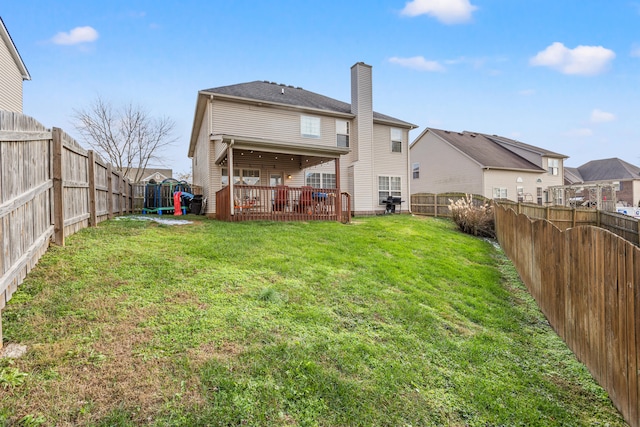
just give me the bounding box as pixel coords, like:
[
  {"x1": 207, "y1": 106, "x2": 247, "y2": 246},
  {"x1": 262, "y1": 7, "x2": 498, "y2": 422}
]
[{"x1": 3, "y1": 0, "x2": 640, "y2": 175}]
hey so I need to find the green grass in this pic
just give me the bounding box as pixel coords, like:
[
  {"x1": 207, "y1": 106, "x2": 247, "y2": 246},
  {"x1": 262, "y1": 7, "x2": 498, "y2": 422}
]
[{"x1": 0, "y1": 215, "x2": 626, "y2": 426}]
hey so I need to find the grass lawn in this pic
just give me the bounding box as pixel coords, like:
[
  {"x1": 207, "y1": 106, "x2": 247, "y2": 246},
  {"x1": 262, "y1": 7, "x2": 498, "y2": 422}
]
[{"x1": 0, "y1": 215, "x2": 626, "y2": 426}]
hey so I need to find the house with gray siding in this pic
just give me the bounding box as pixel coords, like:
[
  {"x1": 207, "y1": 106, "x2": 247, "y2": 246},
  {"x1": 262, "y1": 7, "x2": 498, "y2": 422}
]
[
  {"x1": 188, "y1": 62, "x2": 417, "y2": 219},
  {"x1": 0, "y1": 17, "x2": 30, "y2": 113},
  {"x1": 410, "y1": 128, "x2": 567, "y2": 204}
]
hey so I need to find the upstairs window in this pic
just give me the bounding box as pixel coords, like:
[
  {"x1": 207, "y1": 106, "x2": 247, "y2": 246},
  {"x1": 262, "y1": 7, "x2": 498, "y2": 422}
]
[
  {"x1": 548, "y1": 158, "x2": 559, "y2": 175},
  {"x1": 301, "y1": 116, "x2": 320, "y2": 138},
  {"x1": 391, "y1": 128, "x2": 402, "y2": 153},
  {"x1": 412, "y1": 162, "x2": 420, "y2": 179},
  {"x1": 336, "y1": 120, "x2": 349, "y2": 147}
]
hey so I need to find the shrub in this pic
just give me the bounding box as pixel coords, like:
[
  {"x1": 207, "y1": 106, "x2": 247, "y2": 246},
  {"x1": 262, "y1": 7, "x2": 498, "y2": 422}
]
[{"x1": 448, "y1": 194, "x2": 495, "y2": 238}]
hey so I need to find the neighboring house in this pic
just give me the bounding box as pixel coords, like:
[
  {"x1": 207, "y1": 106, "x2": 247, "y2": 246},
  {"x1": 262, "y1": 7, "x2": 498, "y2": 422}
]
[
  {"x1": 409, "y1": 128, "x2": 567, "y2": 204},
  {"x1": 564, "y1": 158, "x2": 640, "y2": 207},
  {"x1": 124, "y1": 167, "x2": 173, "y2": 184},
  {"x1": 188, "y1": 62, "x2": 417, "y2": 219},
  {"x1": 0, "y1": 17, "x2": 30, "y2": 113}
]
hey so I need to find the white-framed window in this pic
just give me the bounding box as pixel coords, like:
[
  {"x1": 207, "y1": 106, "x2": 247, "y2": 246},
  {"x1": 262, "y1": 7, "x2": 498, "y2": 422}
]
[
  {"x1": 305, "y1": 172, "x2": 336, "y2": 188},
  {"x1": 391, "y1": 128, "x2": 402, "y2": 153},
  {"x1": 301, "y1": 115, "x2": 321, "y2": 138},
  {"x1": 548, "y1": 158, "x2": 559, "y2": 175},
  {"x1": 517, "y1": 186, "x2": 524, "y2": 202},
  {"x1": 379, "y1": 176, "x2": 401, "y2": 204},
  {"x1": 493, "y1": 187, "x2": 507, "y2": 199},
  {"x1": 222, "y1": 168, "x2": 260, "y2": 185},
  {"x1": 412, "y1": 162, "x2": 420, "y2": 179},
  {"x1": 537, "y1": 187, "x2": 543, "y2": 205},
  {"x1": 336, "y1": 120, "x2": 349, "y2": 147}
]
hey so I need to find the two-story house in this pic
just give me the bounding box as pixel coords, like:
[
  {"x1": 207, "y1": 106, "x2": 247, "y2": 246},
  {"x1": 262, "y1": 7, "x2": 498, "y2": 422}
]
[
  {"x1": 188, "y1": 62, "x2": 417, "y2": 220},
  {"x1": 410, "y1": 128, "x2": 567, "y2": 204},
  {"x1": 0, "y1": 17, "x2": 30, "y2": 113}
]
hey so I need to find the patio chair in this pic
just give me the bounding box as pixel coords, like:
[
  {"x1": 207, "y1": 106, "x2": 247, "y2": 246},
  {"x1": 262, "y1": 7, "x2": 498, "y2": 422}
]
[
  {"x1": 273, "y1": 186, "x2": 289, "y2": 211},
  {"x1": 297, "y1": 186, "x2": 314, "y2": 214}
]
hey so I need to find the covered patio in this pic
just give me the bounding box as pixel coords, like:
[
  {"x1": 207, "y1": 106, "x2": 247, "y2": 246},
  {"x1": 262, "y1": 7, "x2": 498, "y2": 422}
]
[{"x1": 212, "y1": 134, "x2": 351, "y2": 222}]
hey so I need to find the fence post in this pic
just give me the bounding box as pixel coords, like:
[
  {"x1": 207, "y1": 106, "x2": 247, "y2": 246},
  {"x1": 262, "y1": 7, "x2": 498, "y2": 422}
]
[
  {"x1": 88, "y1": 151, "x2": 97, "y2": 226},
  {"x1": 572, "y1": 208, "x2": 576, "y2": 228},
  {"x1": 434, "y1": 194, "x2": 438, "y2": 218},
  {"x1": 107, "y1": 164, "x2": 114, "y2": 219},
  {"x1": 119, "y1": 173, "x2": 124, "y2": 216},
  {"x1": 52, "y1": 127, "x2": 64, "y2": 246}
]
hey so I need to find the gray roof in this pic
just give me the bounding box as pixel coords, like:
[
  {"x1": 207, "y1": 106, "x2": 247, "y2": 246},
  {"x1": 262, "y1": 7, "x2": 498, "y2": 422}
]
[
  {"x1": 572, "y1": 158, "x2": 640, "y2": 182},
  {"x1": 480, "y1": 133, "x2": 567, "y2": 158},
  {"x1": 202, "y1": 80, "x2": 416, "y2": 128},
  {"x1": 428, "y1": 128, "x2": 545, "y2": 171},
  {"x1": 564, "y1": 167, "x2": 584, "y2": 184}
]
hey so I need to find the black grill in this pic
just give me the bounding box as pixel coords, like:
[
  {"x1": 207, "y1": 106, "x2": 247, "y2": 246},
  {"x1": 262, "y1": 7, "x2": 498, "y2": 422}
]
[{"x1": 384, "y1": 196, "x2": 404, "y2": 214}]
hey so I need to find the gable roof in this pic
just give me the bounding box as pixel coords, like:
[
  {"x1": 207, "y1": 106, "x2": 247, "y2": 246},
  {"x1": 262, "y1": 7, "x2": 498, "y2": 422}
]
[
  {"x1": 564, "y1": 166, "x2": 584, "y2": 184},
  {"x1": 480, "y1": 133, "x2": 567, "y2": 159},
  {"x1": 423, "y1": 128, "x2": 545, "y2": 172},
  {"x1": 0, "y1": 17, "x2": 30, "y2": 80},
  {"x1": 572, "y1": 158, "x2": 640, "y2": 182},
  {"x1": 202, "y1": 80, "x2": 416, "y2": 128}
]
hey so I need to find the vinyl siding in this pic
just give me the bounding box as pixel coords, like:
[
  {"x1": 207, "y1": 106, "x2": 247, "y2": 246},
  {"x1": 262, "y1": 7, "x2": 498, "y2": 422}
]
[
  {"x1": 0, "y1": 36, "x2": 23, "y2": 112},
  {"x1": 372, "y1": 124, "x2": 409, "y2": 209},
  {"x1": 410, "y1": 131, "x2": 484, "y2": 195},
  {"x1": 191, "y1": 103, "x2": 213, "y2": 214},
  {"x1": 350, "y1": 64, "x2": 375, "y2": 213},
  {"x1": 211, "y1": 100, "x2": 339, "y2": 148},
  {"x1": 483, "y1": 170, "x2": 545, "y2": 201}
]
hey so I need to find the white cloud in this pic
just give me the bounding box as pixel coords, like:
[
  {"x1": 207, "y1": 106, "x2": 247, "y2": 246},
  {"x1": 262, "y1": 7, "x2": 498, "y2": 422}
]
[
  {"x1": 51, "y1": 26, "x2": 99, "y2": 45},
  {"x1": 401, "y1": 0, "x2": 478, "y2": 24},
  {"x1": 590, "y1": 109, "x2": 616, "y2": 123},
  {"x1": 631, "y1": 46, "x2": 640, "y2": 58},
  {"x1": 565, "y1": 128, "x2": 594, "y2": 137},
  {"x1": 389, "y1": 56, "x2": 445, "y2": 72},
  {"x1": 518, "y1": 89, "x2": 536, "y2": 96},
  {"x1": 530, "y1": 42, "x2": 615, "y2": 76}
]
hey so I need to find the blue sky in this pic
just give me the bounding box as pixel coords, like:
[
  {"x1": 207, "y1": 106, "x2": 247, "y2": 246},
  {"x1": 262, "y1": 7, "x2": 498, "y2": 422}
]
[{"x1": 3, "y1": 0, "x2": 640, "y2": 175}]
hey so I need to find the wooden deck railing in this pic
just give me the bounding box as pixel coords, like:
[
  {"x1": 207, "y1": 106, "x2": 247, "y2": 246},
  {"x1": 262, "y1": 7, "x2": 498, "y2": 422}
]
[{"x1": 216, "y1": 185, "x2": 349, "y2": 222}]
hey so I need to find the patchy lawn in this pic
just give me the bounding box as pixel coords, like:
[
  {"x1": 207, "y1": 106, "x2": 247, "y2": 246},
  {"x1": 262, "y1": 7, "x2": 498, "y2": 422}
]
[{"x1": 0, "y1": 215, "x2": 626, "y2": 426}]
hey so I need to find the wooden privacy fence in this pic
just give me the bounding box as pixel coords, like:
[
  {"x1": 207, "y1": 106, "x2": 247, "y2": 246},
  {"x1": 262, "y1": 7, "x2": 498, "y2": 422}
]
[
  {"x1": 498, "y1": 199, "x2": 640, "y2": 246},
  {"x1": 411, "y1": 193, "x2": 491, "y2": 218},
  {"x1": 0, "y1": 111, "x2": 133, "y2": 341},
  {"x1": 494, "y1": 203, "x2": 639, "y2": 427}
]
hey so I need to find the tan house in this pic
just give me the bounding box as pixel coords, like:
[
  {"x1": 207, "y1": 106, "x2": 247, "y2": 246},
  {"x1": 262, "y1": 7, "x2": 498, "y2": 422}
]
[
  {"x1": 188, "y1": 62, "x2": 417, "y2": 221},
  {"x1": 0, "y1": 17, "x2": 30, "y2": 113},
  {"x1": 123, "y1": 167, "x2": 173, "y2": 184},
  {"x1": 410, "y1": 128, "x2": 567, "y2": 204}
]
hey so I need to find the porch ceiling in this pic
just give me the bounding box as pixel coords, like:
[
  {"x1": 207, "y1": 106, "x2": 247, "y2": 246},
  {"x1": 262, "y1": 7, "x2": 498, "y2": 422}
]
[{"x1": 213, "y1": 134, "x2": 349, "y2": 169}]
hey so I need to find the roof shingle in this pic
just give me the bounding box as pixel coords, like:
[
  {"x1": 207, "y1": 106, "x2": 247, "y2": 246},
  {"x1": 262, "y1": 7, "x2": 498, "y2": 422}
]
[
  {"x1": 202, "y1": 80, "x2": 415, "y2": 128},
  {"x1": 428, "y1": 128, "x2": 545, "y2": 171}
]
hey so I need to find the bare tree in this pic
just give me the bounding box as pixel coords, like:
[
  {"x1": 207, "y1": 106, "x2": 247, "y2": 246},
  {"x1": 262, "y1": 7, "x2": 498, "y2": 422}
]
[{"x1": 74, "y1": 97, "x2": 177, "y2": 183}]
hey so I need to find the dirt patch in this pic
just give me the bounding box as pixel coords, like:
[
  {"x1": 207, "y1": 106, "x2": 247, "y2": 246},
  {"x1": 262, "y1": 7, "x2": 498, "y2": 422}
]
[{"x1": 5, "y1": 305, "x2": 206, "y2": 425}]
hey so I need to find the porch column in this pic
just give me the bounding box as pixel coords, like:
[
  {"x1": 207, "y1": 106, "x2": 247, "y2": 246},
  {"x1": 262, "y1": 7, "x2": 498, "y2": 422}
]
[
  {"x1": 335, "y1": 157, "x2": 342, "y2": 222},
  {"x1": 228, "y1": 140, "x2": 234, "y2": 217}
]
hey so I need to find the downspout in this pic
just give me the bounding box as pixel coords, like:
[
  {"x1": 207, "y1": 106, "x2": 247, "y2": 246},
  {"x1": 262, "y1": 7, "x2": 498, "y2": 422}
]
[
  {"x1": 407, "y1": 131, "x2": 412, "y2": 214},
  {"x1": 228, "y1": 139, "x2": 234, "y2": 217}
]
